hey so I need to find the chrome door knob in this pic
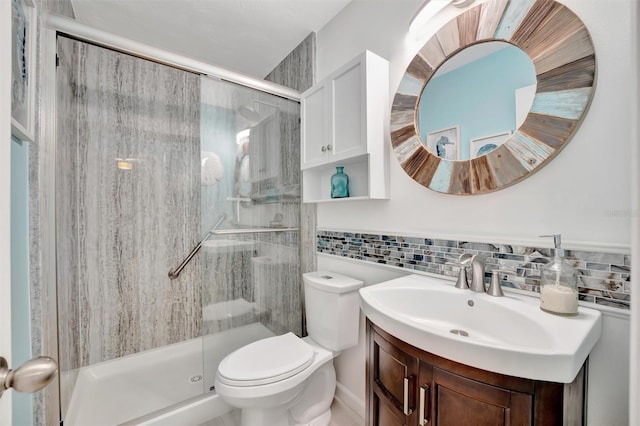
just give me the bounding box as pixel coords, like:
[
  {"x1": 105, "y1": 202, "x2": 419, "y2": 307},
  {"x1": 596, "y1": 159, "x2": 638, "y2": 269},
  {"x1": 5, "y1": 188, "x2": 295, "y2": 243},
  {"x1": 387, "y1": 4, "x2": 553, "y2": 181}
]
[
  {"x1": 321, "y1": 145, "x2": 327, "y2": 152},
  {"x1": 0, "y1": 356, "x2": 57, "y2": 397}
]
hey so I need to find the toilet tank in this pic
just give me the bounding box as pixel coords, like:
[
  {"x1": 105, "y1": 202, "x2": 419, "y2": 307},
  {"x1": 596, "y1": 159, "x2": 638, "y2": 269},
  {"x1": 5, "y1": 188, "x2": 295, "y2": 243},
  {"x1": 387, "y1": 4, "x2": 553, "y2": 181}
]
[{"x1": 303, "y1": 271, "x2": 364, "y2": 351}]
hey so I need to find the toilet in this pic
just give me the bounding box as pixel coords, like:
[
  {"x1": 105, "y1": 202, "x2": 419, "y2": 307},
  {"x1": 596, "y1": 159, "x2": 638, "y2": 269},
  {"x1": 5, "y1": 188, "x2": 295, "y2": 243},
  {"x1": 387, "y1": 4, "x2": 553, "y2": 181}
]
[{"x1": 214, "y1": 271, "x2": 364, "y2": 426}]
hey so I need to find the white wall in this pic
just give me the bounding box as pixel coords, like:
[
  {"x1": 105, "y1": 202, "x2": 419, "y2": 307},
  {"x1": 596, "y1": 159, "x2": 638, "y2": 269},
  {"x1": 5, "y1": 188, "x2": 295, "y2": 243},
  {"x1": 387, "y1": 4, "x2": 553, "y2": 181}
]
[
  {"x1": 314, "y1": 1, "x2": 636, "y2": 423},
  {"x1": 630, "y1": 0, "x2": 640, "y2": 422},
  {"x1": 586, "y1": 309, "x2": 630, "y2": 426},
  {"x1": 315, "y1": 0, "x2": 635, "y2": 249}
]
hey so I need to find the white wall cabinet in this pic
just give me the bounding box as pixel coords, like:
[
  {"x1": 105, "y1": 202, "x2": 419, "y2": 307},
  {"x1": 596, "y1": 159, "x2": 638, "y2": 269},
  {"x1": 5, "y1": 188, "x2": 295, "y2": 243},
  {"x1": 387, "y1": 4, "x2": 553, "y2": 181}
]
[{"x1": 301, "y1": 50, "x2": 389, "y2": 203}]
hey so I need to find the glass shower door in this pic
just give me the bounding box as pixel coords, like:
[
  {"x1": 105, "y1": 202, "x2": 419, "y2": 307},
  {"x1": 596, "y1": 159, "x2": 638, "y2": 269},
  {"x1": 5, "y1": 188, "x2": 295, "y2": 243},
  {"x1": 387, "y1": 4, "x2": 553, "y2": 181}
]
[
  {"x1": 55, "y1": 35, "x2": 204, "y2": 424},
  {"x1": 55, "y1": 34, "x2": 303, "y2": 425},
  {"x1": 198, "y1": 76, "x2": 302, "y2": 398}
]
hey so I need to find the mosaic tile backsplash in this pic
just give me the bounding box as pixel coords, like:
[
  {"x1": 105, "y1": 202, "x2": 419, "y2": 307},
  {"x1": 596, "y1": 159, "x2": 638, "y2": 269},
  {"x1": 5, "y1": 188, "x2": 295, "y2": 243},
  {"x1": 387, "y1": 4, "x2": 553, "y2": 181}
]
[{"x1": 317, "y1": 230, "x2": 631, "y2": 310}]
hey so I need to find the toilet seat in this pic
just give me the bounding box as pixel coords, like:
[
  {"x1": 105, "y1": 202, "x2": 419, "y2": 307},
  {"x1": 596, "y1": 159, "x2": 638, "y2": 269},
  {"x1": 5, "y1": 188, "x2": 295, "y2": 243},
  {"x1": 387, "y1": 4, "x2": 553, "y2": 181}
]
[{"x1": 217, "y1": 333, "x2": 315, "y2": 387}]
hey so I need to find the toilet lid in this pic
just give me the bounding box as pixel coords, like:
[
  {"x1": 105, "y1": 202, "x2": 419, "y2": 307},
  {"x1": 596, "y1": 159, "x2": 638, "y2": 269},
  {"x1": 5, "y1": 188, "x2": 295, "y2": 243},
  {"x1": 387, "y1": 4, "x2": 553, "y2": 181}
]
[{"x1": 217, "y1": 333, "x2": 315, "y2": 387}]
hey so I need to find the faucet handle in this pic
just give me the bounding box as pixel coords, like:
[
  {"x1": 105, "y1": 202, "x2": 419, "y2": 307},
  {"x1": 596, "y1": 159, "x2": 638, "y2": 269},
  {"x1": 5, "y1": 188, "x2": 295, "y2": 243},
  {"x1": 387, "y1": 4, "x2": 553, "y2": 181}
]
[
  {"x1": 454, "y1": 265, "x2": 469, "y2": 290},
  {"x1": 487, "y1": 268, "x2": 517, "y2": 297},
  {"x1": 446, "y1": 254, "x2": 472, "y2": 290}
]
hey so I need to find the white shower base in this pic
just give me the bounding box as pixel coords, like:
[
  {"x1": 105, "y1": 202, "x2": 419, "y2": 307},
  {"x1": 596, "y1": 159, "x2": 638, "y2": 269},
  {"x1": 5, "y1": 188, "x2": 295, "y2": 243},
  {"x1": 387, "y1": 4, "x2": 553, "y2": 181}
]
[{"x1": 64, "y1": 321, "x2": 275, "y2": 425}]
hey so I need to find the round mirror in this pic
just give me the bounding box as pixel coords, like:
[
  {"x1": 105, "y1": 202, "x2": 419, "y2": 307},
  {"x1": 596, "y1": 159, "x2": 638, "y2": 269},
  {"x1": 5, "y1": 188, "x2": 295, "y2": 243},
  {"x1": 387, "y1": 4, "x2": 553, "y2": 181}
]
[
  {"x1": 418, "y1": 41, "x2": 536, "y2": 161},
  {"x1": 391, "y1": 0, "x2": 596, "y2": 195}
]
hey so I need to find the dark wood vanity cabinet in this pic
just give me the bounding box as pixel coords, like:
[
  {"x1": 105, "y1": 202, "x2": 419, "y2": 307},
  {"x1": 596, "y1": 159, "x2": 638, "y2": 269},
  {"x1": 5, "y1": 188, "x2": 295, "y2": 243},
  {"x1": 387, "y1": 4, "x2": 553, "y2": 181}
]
[{"x1": 367, "y1": 320, "x2": 582, "y2": 426}]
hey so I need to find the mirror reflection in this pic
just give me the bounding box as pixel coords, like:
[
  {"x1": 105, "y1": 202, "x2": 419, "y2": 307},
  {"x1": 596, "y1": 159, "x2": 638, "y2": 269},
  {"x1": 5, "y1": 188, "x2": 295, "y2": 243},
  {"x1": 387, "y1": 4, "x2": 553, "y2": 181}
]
[{"x1": 417, "y1": 42, "x2": 537, "y2": 161}]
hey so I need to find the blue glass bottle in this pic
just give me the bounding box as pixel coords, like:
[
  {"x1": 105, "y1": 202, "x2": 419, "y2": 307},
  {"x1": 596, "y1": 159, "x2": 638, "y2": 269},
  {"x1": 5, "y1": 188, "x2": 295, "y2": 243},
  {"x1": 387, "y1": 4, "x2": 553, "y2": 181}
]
[{"x1": 331, "y1": 166, "x2": 349, "y2": 198}]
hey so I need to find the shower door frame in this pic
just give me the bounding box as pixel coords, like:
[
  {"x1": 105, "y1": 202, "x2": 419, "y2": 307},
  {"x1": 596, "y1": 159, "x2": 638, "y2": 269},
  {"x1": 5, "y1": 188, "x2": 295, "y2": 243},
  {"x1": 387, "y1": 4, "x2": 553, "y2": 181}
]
[{"x1": 39, "y1": 16, "x2": 303, "y2": 425}]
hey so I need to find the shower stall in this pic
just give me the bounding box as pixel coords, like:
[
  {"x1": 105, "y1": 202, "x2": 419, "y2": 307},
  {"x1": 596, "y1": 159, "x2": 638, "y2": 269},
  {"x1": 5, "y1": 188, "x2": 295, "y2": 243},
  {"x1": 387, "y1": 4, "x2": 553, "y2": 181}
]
[{"x1": 52, "y1": 24, "x2": 303, "y2": 425}]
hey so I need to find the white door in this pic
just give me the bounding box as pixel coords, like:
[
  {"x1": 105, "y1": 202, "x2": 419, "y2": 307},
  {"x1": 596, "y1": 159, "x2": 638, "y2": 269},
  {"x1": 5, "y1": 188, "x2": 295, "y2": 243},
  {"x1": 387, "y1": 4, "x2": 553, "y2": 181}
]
[{"x1": 1, "y1": 0, "x2": 14, "y2": 422}]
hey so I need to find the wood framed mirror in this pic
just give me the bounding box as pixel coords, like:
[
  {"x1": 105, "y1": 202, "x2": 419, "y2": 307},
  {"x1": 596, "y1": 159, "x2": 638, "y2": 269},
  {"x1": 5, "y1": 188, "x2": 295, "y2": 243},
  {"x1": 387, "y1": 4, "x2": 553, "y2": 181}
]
[{"x1": 391, "y1": 0, "x2": 596, "y2": 195}]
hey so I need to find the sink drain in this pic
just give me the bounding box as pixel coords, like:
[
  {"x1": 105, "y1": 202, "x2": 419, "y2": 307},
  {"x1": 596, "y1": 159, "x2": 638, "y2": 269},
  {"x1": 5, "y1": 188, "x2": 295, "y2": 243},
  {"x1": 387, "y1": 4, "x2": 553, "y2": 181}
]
[{"x1": 450, "y1": 329, "x2": 469, "y2": 337}]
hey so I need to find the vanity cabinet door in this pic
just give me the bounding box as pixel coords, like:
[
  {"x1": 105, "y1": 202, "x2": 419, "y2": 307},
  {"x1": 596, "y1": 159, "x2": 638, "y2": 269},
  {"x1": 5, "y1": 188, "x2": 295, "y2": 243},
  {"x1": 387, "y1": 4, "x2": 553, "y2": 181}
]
[
  {"x1": 427, "y1": 367, "x2": 533, "y2": 426},
  {"x1": 372, "y1": 392, "x2": 407, "y2": 426},
  {"x1": 368, "y1": 326, "x2": 419, "y2": 426}
]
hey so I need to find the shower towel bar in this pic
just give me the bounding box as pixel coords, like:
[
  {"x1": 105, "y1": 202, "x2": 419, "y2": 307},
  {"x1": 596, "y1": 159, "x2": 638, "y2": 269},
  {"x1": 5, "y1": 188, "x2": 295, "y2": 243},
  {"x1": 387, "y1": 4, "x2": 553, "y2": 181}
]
[
  {"x1": 168, "y1": 215, "x2": 226, "y2": 280},
  {"x1": 210, "y1": 227, "x2": 298, "y2": 235},
  {"x1": 168, "y1": 223, "x2": 298, "y2": 279}
]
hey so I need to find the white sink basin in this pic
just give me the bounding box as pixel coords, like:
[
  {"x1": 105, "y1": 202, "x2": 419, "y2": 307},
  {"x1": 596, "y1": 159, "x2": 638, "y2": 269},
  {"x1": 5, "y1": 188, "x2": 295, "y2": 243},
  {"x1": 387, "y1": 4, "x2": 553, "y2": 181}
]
[{"x1": 359, "y1": 274, "x2": 602, "y2": 383}]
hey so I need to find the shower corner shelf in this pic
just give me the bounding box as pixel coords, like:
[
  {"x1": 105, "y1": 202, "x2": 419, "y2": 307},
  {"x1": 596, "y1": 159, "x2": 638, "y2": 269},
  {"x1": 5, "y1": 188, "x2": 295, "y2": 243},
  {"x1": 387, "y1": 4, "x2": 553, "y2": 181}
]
[{"x1": 300, "y1": 50, "x2": 389, "y2": 204}]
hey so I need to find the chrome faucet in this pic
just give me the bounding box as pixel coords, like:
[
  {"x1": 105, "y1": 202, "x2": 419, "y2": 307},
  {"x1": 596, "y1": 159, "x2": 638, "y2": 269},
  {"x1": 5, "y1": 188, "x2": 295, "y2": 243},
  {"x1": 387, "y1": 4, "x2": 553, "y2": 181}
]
[{"x1": 469, "y1": 255, "x2": 486, "y2": 293}]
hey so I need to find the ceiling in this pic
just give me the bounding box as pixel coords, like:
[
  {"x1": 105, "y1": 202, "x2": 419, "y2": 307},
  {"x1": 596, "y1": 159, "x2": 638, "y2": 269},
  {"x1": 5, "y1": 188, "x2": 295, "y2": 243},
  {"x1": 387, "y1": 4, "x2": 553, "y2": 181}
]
[
  {"x1": 70, "y1": 0, "x2": 353, "y2": 79},
  {"x1": 435, "y1": 41, "x2": 508, "y2": 76}
]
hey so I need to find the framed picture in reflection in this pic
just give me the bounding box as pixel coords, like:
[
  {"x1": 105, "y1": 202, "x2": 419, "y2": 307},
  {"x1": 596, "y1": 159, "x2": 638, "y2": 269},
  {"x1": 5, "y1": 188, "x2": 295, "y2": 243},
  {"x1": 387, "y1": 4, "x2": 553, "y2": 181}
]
[
  {"x1": 426, "y1": 125, "x2": 460, "y2": 161},
  {"x1": 11, "y1": 0, "x2": 36, "y2": 142},
  {"x1": 470, "y1": 131, "x2": 512, "y2": 159}
]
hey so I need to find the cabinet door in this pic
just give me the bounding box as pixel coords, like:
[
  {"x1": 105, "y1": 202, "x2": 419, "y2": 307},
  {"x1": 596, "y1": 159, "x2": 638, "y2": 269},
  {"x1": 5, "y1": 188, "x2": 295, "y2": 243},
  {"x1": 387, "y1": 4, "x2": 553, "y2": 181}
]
[
  {"x1": 430, "y1": 367, "x2": 533, "y2": 426},
  {"x1": 372, "y1": 391, "x2": 407, "y2": 426},
  {"x1": 417, "y1": 361, "x2": 433, "y2": 426},
  {"x1": 368, "y1": 328, "x2": 419, "y2": 426},
  {"x1": 331, "y1": 60, "x2": 366, "y2": 161},
  {"x1": 301, "y1": 82, "x2": 329, "y2": 168}
]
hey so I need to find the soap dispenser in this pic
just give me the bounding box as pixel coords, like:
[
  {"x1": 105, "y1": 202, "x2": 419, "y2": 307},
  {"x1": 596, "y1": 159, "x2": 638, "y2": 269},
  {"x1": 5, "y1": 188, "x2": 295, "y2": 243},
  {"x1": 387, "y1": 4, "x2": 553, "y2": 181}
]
[{"x1": 539, "y1": 234, "x2": 579, "y2": 316}]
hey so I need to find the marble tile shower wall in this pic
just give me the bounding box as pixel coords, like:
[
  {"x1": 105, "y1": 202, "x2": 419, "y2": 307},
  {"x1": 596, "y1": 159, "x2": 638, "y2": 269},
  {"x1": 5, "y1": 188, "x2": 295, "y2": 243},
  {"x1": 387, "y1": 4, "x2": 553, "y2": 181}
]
[
  {"x1": 265, "y1": 32, "x2": 316, "y2": 93},
  {"x1": 56, "y1": 36, "x2": 202, "y2": 374},
  {"x1": 201, "y1": 232, "x2": 301, "y2": 337},
  {"x1": 226, "y1": 108, "x2": 302, "y2": 336},
  {"x1": 265, "y1": 32, "x2": 317, "y2": 279},
  {"x1": 31, "y1": 3, "x2": 75, "y2": 422},
  {"x1": 317, "y1": 230, "x2": 631, "y2": 310}
]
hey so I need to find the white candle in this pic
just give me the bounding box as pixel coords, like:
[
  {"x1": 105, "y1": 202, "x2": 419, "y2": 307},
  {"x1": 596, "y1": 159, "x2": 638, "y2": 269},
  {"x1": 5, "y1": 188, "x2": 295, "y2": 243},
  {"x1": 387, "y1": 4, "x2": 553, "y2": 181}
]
[{"x1": 540, "y1": 284, "x2": 578, "y2": 315}]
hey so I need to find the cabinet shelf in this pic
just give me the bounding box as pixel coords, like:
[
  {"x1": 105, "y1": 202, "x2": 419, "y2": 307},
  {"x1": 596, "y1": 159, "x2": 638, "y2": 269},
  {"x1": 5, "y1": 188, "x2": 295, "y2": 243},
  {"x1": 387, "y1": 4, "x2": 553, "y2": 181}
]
[
  {"x1": 302, "y1": 154, "x2": 387, "y2": 203},
  {"x1": 308, "y1": 196, "x2": 371, "y2": 204}
]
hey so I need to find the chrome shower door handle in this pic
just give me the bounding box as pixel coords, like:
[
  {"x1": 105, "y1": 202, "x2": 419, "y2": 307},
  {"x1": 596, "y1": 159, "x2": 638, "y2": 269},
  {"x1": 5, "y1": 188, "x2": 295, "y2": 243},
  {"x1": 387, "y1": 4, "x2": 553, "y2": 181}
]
[{"x1": 0, "y1": 356, "x2": 57, "y2": 398}]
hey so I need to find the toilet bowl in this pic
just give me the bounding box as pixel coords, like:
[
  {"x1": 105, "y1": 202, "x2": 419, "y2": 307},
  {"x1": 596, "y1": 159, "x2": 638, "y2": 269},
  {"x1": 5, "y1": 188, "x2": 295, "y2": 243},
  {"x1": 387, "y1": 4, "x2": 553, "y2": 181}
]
[{"x1": 214, "y1": 271, "x2": 363, "y2": 426}]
